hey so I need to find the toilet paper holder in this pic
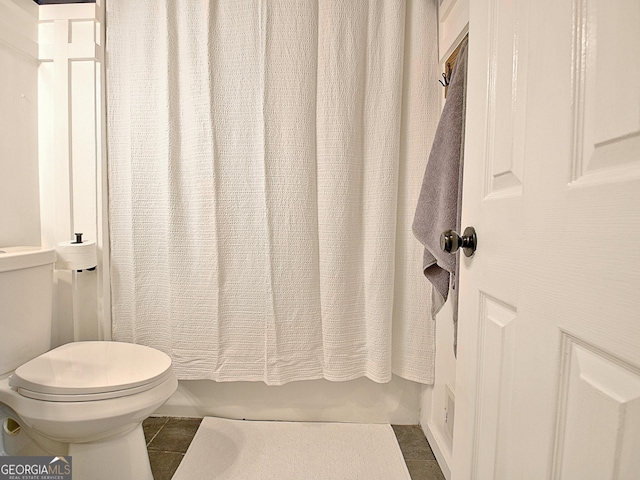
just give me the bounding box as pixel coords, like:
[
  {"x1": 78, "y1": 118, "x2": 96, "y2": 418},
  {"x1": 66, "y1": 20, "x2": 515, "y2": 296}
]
[
  {"x1": 56, "y1": 233, "x2": 97, "y2": 272},
  {"x1": 72, "y1": 233, "x2": 96, "y2": 272}
]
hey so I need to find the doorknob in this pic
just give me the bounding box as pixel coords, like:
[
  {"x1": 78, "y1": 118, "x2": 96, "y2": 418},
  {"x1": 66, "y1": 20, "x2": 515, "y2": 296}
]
[{"x1": 440, "y1": 226, "x2": 477, "y2": 257}]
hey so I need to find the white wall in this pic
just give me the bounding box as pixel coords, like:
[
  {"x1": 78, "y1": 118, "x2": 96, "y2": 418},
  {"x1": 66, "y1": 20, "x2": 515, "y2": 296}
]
[
  {"x1": 419, "y1": 1, "x2": 469, "y2": 478},
  {"x1": 37, "y1": 1, "x2": 109, "y2": 347},
  {"x1": 421, "y1": 299, "x2": 457, "y2": 478},
  {"x1": 0, "y1": 0, "x2": 40, "y2": 247}
]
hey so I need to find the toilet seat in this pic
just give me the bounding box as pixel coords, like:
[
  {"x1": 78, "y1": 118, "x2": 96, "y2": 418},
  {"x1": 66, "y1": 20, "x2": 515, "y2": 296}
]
[{"x1": 9, "y1": 341, "x2": 173, "y2": 403}]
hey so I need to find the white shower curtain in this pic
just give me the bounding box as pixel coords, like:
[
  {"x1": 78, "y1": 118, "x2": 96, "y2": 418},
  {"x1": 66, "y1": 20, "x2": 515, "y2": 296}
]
[{"x1": 106, "y1": 0, "x2": 439, "y2": 385}]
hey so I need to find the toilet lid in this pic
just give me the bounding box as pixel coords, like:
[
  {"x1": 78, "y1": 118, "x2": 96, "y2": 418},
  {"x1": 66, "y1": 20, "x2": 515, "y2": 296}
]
[{"x1": 9, "y1": 341, "x2": 172, "y2": 398}]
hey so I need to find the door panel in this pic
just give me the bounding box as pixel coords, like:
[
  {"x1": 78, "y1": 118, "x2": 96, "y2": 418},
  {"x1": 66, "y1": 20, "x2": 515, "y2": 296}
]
[
  {"x1": 572, "y1": 0, "x2": 640, "y2": 179},
  {"x1": 552, "y1": 336, "x2": 640, "y2": 479},
  {"x1": 473, "y1": 294, "x2": 517, "y2": 480},
  {"x1": 484, "y1": 0, "x2": 528, "y2": 197},
  {"x1": 452, "y1": 0, "x2": 526, "y2": 476},
  {"x1": 453, "y1": 0, "x2": 640, "y2": 478}
]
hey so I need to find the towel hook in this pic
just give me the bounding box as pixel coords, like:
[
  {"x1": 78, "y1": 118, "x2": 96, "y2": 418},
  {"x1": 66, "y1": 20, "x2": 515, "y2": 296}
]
[
  {"x1": 438, "y1": 62, "x2": 453, "y2": 88},
  {"x1": 438, "y1": 72, "x2": 449, "y2": 87}
]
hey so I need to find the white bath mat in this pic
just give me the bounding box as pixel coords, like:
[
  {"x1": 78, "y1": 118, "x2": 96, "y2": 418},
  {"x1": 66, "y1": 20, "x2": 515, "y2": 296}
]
[{"x1": 172, "y1": 417, "x2": 411, "y2": 480}]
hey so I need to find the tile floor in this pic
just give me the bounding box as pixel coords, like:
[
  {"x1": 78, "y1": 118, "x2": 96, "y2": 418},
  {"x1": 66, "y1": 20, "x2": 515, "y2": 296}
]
[
  {"x1": 143, "y1": 417, "x2": 445, "y2": 480},
  {"x1": 392, "y1": 424, "x2": 446, "y2": 480}
]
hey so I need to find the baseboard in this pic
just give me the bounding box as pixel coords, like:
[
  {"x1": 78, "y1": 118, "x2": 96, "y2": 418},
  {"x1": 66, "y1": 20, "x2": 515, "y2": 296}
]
[{"x1": 424, "y1": 422, "x2": 452, "y2": 480}]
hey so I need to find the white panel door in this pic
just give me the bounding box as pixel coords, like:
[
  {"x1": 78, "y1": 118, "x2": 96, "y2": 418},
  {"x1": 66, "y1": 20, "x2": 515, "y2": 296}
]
[{"x1": 452, "y1": 0, "x2": 640, "y2": 479}]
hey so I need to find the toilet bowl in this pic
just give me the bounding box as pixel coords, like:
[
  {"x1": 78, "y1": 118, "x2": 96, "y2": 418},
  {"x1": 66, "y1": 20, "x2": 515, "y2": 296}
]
[
  {"x1": 0, "y1": 247, "x2": 178, "y2": 480},
  {"x1": 0, "y1": 343, "x2": 178, "y2": 480}
]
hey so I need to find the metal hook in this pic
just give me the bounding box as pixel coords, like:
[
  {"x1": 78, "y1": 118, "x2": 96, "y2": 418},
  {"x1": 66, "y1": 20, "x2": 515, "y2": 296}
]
[
  {"x1": 438, "y1": 72, "x2": 449, "y2": 87},
  {"x1": 439, "y1": 61, "x2": 454, "y2": 88}
]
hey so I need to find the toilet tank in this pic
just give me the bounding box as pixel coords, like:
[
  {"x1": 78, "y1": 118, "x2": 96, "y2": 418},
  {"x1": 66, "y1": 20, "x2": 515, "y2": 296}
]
[{"x1": 0, "y1": 246, "x2": 55, "y2": 376}]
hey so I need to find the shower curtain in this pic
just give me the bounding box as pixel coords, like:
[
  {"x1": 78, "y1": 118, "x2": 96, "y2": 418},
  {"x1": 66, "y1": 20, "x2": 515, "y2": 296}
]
[{"x1": 106, "y1": 0, "x2": 439, "y2": 385}]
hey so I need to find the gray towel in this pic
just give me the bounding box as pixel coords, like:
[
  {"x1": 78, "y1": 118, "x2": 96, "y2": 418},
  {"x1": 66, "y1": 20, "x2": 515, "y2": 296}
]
[{"x1": 412, "y1": 38, "x2": 468, "y2": 354}]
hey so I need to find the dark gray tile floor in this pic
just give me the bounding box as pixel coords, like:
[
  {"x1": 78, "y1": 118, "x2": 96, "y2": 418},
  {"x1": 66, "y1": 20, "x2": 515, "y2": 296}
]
[
  {"x1": 143, "y1": 417, "x2": 445, "y2": 480},
  {"x1": 143, "y1": 417, "x2": 202, "y2": 480},
  {"x1": 392, "y1": 425, "x2": 446, "y2": 480}
]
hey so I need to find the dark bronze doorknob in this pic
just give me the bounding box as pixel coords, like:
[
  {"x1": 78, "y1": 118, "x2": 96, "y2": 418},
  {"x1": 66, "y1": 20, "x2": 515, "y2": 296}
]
[{"x1": 440, "y1": 226, "x2": 477, "y2": 257}]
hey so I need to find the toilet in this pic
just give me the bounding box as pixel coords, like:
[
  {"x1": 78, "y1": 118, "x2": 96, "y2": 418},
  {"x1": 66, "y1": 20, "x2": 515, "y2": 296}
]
[{"x1": 0, "y1": 246, "x2": 178, "y2": 480}]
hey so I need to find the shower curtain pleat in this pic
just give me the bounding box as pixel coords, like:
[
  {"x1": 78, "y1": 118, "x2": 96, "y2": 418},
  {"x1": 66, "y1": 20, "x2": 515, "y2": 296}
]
[{"x1": 107, "y1": 0, "x2": 438, "y2": 385}]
